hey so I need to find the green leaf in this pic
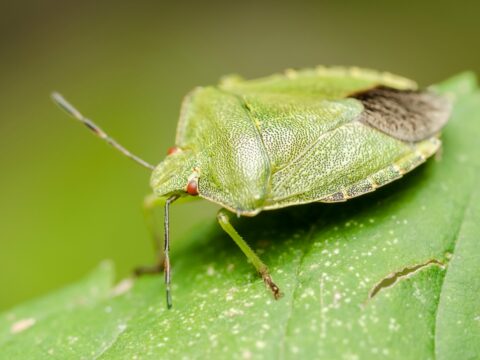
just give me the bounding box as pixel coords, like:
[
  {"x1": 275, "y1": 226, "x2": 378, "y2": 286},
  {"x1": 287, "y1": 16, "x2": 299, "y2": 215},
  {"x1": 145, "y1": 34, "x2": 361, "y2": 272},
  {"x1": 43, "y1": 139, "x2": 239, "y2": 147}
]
[{"x1": 1, "y1": 73, "x2": 479, "y2": 359}]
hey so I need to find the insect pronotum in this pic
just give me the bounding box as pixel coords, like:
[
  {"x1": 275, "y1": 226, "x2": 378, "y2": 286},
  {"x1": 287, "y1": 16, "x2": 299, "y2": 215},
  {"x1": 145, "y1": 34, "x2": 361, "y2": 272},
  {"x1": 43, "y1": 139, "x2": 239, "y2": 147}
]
[{"x1": 52, "y1": 66, "x2": 451, "y2": 308}]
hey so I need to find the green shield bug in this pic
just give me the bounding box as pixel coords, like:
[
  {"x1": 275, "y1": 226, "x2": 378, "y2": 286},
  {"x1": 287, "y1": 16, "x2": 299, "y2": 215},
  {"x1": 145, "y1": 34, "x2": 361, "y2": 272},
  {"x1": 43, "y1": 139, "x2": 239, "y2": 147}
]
[{"x1": 52, "y1": 66, "x2": 451, "y2": 308}]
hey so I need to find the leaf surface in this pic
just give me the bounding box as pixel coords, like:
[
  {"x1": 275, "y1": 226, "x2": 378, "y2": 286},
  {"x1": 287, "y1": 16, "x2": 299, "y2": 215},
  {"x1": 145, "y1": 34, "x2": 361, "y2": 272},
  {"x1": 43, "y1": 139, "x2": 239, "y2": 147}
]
[{"x1": 1, "y1": 73, "x2": 479, "y2": 359}]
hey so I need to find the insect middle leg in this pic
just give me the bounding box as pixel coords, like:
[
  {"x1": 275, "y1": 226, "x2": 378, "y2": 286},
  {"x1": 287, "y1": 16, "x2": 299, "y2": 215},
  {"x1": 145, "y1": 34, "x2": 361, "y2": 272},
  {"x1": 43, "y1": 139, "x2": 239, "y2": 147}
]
[
  {"x1": 217, "y1": 209, "x2": 282, "y2": 299},
  {"x1": 134, "y1": 194, "x2": 165, "y2": 276}
]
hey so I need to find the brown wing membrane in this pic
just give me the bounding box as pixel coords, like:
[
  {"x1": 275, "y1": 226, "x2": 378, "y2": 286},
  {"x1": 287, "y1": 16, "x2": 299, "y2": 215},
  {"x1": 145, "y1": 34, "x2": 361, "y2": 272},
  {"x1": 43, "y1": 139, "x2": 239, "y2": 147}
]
[{"x1": 353, "y1": 86, "x2": 451, "y2": 142}]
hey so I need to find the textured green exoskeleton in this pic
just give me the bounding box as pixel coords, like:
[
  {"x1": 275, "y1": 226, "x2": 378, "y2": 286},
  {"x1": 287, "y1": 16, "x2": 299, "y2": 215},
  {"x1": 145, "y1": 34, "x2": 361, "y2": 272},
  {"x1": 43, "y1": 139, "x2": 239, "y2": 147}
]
[{"x1": 52, "y1": 66, "x2": 451, "y2": 308}]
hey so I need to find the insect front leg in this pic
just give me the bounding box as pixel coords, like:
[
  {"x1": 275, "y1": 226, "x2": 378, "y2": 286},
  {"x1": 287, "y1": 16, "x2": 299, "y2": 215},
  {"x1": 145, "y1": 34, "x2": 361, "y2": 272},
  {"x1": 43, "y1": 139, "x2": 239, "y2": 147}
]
[
  {"x1": 217, "y1": 209, "x2": 282, "y2": 299},
  {"x1": 133, "y1": 194, "x2": 165, "y2": 276}
]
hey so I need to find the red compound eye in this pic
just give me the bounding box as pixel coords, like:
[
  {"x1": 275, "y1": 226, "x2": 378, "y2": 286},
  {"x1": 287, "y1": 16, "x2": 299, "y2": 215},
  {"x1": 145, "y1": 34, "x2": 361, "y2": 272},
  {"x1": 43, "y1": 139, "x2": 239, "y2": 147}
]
[
  {"x1": 186, "y1": 178, "x2": 199, "y2": 196},
  {"x1": 167, "y1": 146, "x2": 180, "y2": 156}
]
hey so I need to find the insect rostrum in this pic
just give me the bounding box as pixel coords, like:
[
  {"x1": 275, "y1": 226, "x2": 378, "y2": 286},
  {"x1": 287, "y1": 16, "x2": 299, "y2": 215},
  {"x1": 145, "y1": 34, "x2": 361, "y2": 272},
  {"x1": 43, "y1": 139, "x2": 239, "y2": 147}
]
[{"x1": 52, "y1": 66, "x2": 451, "y2": 308}]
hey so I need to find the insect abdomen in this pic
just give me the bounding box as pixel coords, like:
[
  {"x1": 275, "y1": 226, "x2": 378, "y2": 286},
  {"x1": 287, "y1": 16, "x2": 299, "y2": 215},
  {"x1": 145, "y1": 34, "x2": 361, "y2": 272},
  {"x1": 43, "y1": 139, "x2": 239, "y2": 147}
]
[{"x1": 320, "y1": 137, "x2": 441, "y2": 203}]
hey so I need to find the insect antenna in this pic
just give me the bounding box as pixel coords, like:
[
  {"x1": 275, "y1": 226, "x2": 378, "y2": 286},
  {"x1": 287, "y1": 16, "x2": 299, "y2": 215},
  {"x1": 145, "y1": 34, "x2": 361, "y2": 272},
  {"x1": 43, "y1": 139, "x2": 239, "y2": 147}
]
[
  {"x1": 164, "y1": 194, "x2": 179, "y2": 309},
  {"x1": 51, "y1": 92, "x2": 155, "y2": 170}
]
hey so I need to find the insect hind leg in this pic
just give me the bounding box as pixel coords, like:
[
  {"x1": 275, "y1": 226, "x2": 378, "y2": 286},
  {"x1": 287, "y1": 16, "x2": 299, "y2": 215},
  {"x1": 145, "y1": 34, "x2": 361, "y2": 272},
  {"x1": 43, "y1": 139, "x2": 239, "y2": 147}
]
[
  {"x1": 217, "y1": 209, "x2": 282, "y2": 299},
  {"x1": 133, "y1": 194, "x2": 166, "y2": 277}
]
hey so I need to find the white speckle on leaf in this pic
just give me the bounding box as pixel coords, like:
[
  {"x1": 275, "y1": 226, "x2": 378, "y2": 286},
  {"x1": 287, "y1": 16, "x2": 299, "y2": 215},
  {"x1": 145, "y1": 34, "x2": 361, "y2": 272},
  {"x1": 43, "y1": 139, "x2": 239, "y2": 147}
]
[
  {"x1": 413, "y1": 282, "x2": 427, "y2": 304},
  {"x1": 206, "y1": 265, "x2": 215, "y2": 276},
  {"x1": 301, "y1": 288, "x2": 315, "y2": 299},
  {"x1": 225, "y1": 287, "x2": 238, "y2": 301},
  {"x1": 290, "y1": 345, "x2": 300, "y2": 354},
  {"x1": 224, "y1": 308, "x2": 244, "y2": 317},
  {"x1": 11, "y1": 318, "x2": 36, "y2": 334},
  {"x1": 344, "y1": 353, "x2": 359, "y2": 360},
  {"x1": 242, "y1": 350, "x2": 252, "y2": 359},
  {"x1": 332, "y1": 319, "x2": 343, "y2": 327},
  {"x1": 111, "y1": 278, "x2": 133, "y2": 297},
  {"x1": 255, "y1": 340, "x2": 266, "y2": 349},
  {"x1": 67, "y1": 335, "x2": 79, "y2": 345},
  {"x1": 388, "y1": 318, "x2": 400, "y2": 332},
  {"x1": 333, "y1": 292, "x2": 342, "y2": 303}
]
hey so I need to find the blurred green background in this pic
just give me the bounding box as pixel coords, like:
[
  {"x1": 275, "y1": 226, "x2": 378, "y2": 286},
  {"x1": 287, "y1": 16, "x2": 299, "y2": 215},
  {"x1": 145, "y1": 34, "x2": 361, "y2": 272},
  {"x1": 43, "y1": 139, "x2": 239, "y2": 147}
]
[{"x1": 0, "y1": 0, "x2": 479, "y2": 311}]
